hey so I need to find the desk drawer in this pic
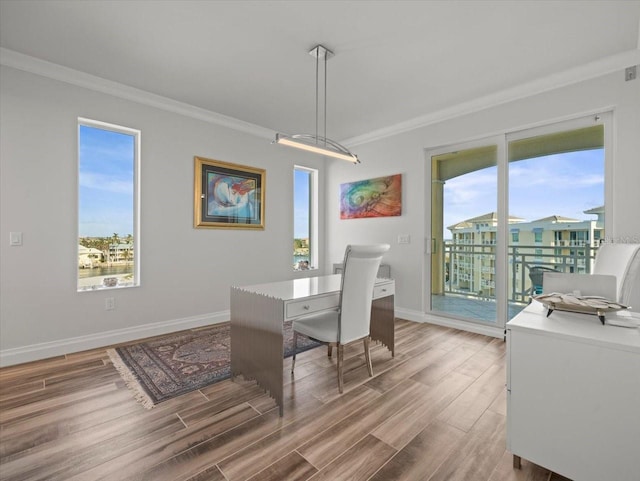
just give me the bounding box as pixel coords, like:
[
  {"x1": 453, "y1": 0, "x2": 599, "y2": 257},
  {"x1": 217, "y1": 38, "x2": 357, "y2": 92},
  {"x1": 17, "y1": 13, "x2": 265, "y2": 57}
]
[
  {"x1": 286, "y1": 293, "x2": 339, "y2": 319},
  {"x1": 373, "y1": 283, "x2": 394, "y2": 299}
]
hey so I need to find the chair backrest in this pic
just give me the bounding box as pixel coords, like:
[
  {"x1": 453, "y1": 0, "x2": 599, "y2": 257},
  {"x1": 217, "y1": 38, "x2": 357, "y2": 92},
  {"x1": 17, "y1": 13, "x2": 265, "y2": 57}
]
[
  {"x1": 542, "y1": 272, "x2": 617, "y2": 299},
  {"x1": 593, "y1": 243, "x2": 640, "y2": 303},
  {"x1": 338, "y1": 244, "x2": 390, "y2": 344},
  {"x1": 528, "y1": 265, "x2": 558, "y2": 294}
]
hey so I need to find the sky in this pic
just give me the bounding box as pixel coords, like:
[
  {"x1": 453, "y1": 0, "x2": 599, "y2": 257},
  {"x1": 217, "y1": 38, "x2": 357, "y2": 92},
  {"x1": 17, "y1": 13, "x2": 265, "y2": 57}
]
[
  {"x1": 79, "y1": 125, "x2": 135, "y2": 238},
  {"x1": 443, "y1": 149, "x2": 604, "y2": 238},
  {"x1": 79, "y1": 126, "x2": 602, "y2": 242},
  {"x1": 81, "y1": 124, "x2": 311, "y2": 240}
]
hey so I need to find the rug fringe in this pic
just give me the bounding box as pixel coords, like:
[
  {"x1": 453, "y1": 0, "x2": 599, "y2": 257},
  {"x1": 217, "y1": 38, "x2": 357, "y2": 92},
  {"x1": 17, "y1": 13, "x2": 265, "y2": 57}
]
[{"x1": 107, "y1": 349, "x2": 156, "y2": 409}]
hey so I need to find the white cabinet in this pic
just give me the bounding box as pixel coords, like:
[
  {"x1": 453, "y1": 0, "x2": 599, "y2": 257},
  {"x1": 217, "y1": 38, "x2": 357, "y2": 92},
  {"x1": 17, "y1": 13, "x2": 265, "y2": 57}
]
[{"x1": 506, "y1": 302, "x2": 640, "y2": 481}]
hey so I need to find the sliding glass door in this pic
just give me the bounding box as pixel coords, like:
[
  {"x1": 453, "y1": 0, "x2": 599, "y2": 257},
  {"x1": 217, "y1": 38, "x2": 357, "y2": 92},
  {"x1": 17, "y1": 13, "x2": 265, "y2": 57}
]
[
  {"x1": 426, "y1": 113, "x2": 610, "y2": 328},
  {"x1": 506, "y1": 115, "x2": 608, "y2": 321},
  {"x1": 428, "y1": 138, "x2": 504, "y2": 325}
]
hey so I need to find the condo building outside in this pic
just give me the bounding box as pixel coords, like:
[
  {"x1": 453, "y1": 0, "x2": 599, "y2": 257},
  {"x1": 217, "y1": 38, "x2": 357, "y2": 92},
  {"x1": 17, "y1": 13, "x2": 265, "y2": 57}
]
[{"x1": 444, "y1": 207, "x2": 604, "y2": 303}]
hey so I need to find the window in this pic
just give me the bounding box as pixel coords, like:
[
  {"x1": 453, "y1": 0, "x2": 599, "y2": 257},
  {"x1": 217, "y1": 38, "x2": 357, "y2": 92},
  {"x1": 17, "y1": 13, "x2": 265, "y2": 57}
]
[
  {"x1": 570, "y1": 230, "x2": 589, "y2": 246},
  {"x1": 78, "y1": 119, "x2": 140, "y2": 291},
  {"x1": 293, "y1": 166, "x2": 318, "y2": 270},
  {"x1": 430, "y1": 142, "x2": 498, "y2": 321},
  {"x1": 534, "y1": 230, "x2": 543, "y2": 243}
]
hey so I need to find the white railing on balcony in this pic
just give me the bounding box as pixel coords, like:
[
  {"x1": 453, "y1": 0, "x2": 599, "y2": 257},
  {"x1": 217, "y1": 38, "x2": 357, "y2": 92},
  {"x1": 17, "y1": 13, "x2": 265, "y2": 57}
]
[
  {"x1": 552, "y1": 239, "x2": 588, "y2": 247},
  {"x1": 442, "y1": 242, "x2": 598, "y2": 303}
]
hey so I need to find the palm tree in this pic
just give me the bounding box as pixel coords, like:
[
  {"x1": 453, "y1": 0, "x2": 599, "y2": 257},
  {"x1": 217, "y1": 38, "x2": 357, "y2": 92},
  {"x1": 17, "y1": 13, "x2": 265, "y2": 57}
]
[
  {"x1": 124, "y1": 234, "x2": 134, "y2": 266},
  {"x1": 122, "y1": 248, "x2": 131, "y2": 266},
  {"x1": 99, "y1": 237, "x2": 110, "y2": 264},
  {"x1": 111, "y1": 233, "x2": 120, "y2": 263}
]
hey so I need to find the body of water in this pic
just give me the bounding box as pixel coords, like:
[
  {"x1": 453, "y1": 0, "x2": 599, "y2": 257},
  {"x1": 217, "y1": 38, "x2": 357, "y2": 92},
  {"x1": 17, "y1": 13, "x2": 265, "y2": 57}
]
[
  {"x1": 294, "y1": 254, "x2": 310, "y2": 269},
  {"x1": 78, "y1": 264, "x2": 133, "y2": 279}
]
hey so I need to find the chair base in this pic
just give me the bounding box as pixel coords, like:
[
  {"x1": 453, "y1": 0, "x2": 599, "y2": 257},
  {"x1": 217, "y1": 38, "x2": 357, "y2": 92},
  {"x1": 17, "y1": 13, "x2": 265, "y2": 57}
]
[{"x1": 291, "y1": 334, "x2": 374, "y2": 393}]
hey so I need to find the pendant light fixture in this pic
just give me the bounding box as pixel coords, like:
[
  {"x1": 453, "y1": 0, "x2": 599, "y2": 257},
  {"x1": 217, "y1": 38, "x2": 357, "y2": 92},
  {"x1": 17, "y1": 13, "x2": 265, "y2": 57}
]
[{"x1": 274, "y1": 45, "x2": 360, "y2": 164}]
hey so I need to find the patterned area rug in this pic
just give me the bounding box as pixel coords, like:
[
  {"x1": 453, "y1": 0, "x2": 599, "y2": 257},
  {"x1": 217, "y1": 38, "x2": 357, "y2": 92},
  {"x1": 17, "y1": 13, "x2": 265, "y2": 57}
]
[{"x1": 108, "y1": 321, "x2": 320, "y2": 408}]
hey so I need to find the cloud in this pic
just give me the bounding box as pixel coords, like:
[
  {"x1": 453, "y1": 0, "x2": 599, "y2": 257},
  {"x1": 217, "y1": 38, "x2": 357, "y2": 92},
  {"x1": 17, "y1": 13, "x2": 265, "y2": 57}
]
[
  {"x1": 442, "y1": 150, "x2": 604, "y2": 231},
  {"x1": 445, "y1": 169, "x2": 497, "y2": 207},
  {"x1": 79, "y1": 172, "x2": 133, "y2": 194}
]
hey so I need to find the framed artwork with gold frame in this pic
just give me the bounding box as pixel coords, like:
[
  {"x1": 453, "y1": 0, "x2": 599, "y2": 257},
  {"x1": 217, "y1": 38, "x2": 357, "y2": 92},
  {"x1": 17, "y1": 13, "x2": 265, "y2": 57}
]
[{"x1": 194, "y1": 156, "x2": 265, "y2": 229}]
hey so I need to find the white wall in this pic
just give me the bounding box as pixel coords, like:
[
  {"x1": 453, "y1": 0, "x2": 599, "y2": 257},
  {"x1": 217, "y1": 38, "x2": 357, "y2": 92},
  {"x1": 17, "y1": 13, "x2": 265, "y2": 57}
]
[
  {"x1": 325, "y1": 69, "x2": 640, "y2": 320},
  {"x1": 0, "y1": 65, "x2": 328, "y2": 365},
  {"x1": 2, "y1": 64, "x2": 639, "y2": 365}
]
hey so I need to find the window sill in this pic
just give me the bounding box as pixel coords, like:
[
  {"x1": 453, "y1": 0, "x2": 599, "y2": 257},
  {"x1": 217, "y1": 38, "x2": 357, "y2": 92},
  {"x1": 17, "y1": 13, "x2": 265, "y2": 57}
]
[{"x1": 77, "y1": 282, "x2": 139, "y2": 293}]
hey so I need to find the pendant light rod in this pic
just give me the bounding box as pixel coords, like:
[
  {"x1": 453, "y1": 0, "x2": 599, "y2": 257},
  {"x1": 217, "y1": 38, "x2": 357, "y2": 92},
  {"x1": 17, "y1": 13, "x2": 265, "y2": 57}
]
[
  {"x1": 324, "y1": 47, "x2": 328, "y2": 146},
  {"x1": 310, "y1": 45, "x2": 331, "y2": 145},
  {"x1": 274, "y1": 44, "x2": 360, "y2": 164},
  {"x1": 315, "y1": 46, "x2": 319, "y2": 141}
]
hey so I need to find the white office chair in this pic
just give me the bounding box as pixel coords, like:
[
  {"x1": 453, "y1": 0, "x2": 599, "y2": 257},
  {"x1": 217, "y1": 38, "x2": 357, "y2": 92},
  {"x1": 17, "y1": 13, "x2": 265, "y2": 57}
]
[
  {"x1": 542, "y1": 242, "x2": 640, "y2": 309},
  {"x1": 591, "y1": 243, "x2": 640, "y2": 306},
  {"x1": 291, "y1": 244, "x2": 390, "y2": 393}
]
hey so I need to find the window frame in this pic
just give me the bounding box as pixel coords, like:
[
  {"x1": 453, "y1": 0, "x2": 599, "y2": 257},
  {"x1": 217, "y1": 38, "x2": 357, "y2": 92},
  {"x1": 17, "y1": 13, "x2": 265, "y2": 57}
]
[
  {"x1": 77, "y1": 118, "x2": 141, "y2": 291},
  {"x1": 425, "y1": 111, "x2": 610, "y2": 329},
  {"x1": 293, "y1": 165, "x2": 318, "y2": 271}
]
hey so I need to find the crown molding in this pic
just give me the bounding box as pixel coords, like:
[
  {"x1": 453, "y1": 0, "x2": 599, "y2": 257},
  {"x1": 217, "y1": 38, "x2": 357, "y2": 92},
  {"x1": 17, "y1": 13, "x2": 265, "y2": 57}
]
[
  {"x1": 0, "y1": 48, "x2": 274, "y2": 140},
  {"x1": 2, "y1": 47, "x2": 638, "y2": 147},
  {"x1": 344, "y1": 48, "x2": 640, "y2": 147}
]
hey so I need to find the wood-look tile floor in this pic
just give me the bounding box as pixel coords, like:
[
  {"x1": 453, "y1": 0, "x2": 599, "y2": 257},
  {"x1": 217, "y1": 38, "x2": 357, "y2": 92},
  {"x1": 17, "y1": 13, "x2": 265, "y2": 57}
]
[{"x1": 0, "y1": 319, "x2": 569, "y2": 481}]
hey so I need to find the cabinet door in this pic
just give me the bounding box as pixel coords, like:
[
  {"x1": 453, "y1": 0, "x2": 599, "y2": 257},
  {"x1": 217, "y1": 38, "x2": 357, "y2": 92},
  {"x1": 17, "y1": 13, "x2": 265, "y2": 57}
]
[{"x1": 509, "y1": 329, "x2": 640, "y2": 481}]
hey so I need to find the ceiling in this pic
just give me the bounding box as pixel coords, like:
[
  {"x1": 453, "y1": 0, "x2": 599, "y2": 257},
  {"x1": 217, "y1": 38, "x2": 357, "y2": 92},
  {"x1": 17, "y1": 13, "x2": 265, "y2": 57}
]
[{"x1": 1, "y1": 1, "x2": 639, "y2": 144}]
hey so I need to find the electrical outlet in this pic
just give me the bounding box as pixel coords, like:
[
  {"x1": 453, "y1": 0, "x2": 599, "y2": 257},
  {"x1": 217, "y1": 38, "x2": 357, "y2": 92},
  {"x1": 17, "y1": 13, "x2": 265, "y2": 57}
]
[
  {"x1": 105, "y1": 298, "x2": 115, "y2": 310},
  {"x1": 398, "y1": 235, "x2": 411, "y2": 244}
]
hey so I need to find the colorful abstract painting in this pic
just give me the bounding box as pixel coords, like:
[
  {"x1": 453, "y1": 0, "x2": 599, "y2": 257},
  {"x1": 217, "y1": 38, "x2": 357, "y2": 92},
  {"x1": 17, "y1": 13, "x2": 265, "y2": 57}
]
[{"x1": 340, "y1": 174, "x2": 402, "y2": 219}]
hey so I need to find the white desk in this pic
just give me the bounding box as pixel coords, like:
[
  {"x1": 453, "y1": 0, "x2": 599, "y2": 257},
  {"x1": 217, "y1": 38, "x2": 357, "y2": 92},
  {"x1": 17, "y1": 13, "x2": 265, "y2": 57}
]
[
  {"x1": 230, "y1": 274, "x2": 395, "y2": 415},
  {"x1": 506, "y1": 301, "x2": 640, "y2": 481}
]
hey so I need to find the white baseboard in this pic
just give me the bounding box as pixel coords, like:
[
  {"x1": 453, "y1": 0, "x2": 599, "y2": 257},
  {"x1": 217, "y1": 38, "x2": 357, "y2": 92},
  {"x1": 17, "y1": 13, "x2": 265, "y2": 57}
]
[
  {"x1": 0, "y1": 310, "x2": 230, "y2": 367},
  {"x1": 394, "y1": 306, "x2": 426, "y2": 323},
  {"x1": 395, "y1": 306, "x2": 504, "y2": 339},
  {"x1": 1, "y1": 305, "x2": 504, "y2": 367}
]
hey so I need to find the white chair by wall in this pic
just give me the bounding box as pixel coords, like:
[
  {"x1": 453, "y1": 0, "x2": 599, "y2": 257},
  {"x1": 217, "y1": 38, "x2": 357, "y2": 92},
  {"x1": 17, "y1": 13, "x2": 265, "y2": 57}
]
[
  {"x1": 542, "y1": 242, "x2": 640, "y2": 310},
  {"x1": 591, "y1": 243, "x2": 640, "y2": 308},
  {"x1": 291, "y1": 244, "x2": 390, "y2": 393}
]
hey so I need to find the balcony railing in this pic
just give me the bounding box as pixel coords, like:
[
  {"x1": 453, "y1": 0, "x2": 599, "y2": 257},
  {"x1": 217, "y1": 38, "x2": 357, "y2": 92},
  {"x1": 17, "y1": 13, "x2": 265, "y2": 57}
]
[
  {"x1": 552, "y1": 239, "x2": 590, "y2": 247},
  {"x1": 442, "y1": 242, "x2": 598, "y2": 303}
]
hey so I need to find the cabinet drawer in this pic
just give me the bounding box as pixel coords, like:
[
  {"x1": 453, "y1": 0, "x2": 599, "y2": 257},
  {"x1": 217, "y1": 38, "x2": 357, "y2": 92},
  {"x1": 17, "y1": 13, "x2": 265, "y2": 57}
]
[
  {"x1": 373, "y1": 283, "x2": 394, "y2": 299},
  {"x1": 286, "y1": 293, "x2": 339, "y2": 319}
]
